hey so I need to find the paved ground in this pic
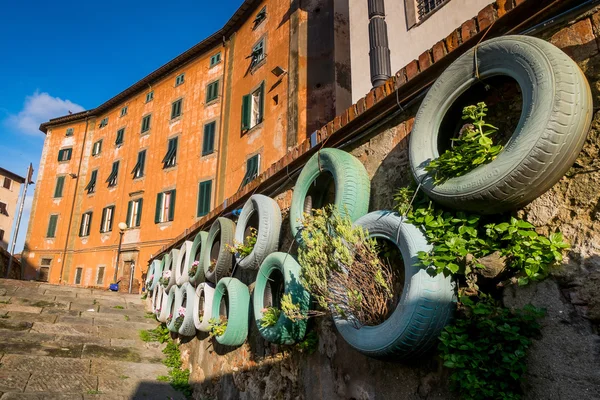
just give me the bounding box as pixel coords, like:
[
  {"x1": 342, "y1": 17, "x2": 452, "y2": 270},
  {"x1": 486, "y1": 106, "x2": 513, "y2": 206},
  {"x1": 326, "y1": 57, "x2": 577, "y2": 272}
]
[{"x1": 0, "y1": 279, "x2": 185, "y2": 399}]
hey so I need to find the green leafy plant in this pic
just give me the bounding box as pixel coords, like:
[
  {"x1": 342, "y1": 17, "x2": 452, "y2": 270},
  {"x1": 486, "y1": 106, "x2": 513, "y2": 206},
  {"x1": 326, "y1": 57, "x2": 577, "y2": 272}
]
[
  {"x1": 208, "y1": 316, "x2": 228, "y2": 338},
  {"x1": 207, "y1": 259, "x2": 217, "y2": 273},
  {"x1": 112, "y1": 305, "x2": 124, "y2": 309},
  {"x1": 439, "y1": 295, "x2": 545, "y2": 400},
  {"x1": 124, "y1": 315, "x2": 130, "y2": 321},
  {"x1": 144, "y1": 312, "x2": 155, "y2": 319},
  {"x1": 298, "y1": 205, "x2": 394, "y2": 327},
  {"x1": 260, "y1": 306, "x2": 281, "y2": 327},
  {"x1": 160, "y1": 339, "x2": 192, "y2": 397},
  {"x1": 188, "y1": 260, "x2": 200, "y2": 277},
  {"x1": 141, "y1": 292, "x2": 148, "y2": 300},
  {"x1": 139, "y1": 323, "x2": 170, "y2": 343},
  {"x1": 295, "y1": 330, "x2": 319, "y2": 354},
  {"x1": 425, "y1": 102, "x2": 504, "y2": 184},
  {"x1": 227, "y1": 227, "x2": 258, "y2": 259}
]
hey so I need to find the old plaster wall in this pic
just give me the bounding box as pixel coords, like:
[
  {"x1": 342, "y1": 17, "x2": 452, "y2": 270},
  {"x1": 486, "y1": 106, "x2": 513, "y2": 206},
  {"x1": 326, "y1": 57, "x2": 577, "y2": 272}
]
[{"x1": 177, "y1": 9, "x2": 600, "y2": 400}]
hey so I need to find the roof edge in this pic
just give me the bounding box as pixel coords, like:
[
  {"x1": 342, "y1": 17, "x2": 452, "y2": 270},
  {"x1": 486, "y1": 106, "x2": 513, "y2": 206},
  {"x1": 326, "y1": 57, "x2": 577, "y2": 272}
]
[{"x1": 0, "y1": 167, "x2": 26, "y2": 183}]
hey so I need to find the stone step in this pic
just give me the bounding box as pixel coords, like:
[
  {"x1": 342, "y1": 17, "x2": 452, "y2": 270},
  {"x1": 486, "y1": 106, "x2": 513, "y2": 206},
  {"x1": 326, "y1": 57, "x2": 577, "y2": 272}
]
[{"x1": 0, "y1": 354, "x2": 91, "y2": 375}]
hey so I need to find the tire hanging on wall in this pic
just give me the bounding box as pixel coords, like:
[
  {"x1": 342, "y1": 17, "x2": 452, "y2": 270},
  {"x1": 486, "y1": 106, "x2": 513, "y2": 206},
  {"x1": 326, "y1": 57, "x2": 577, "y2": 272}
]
[
  {"x1": 158, "y1": 285, "x2": 175, "y2": 323},
  {"x1": 409, "y1": 35, "x2": 593, "y2": 213},
  {"x1": 211, "y1": 277, "x2": 250, "y2": 347},
  {"x1": 177, "y1": 282, "x2": 197, "y2": 337},
  {"x1": 145, "y1": 260, "x2": 156, "y2": 290},
  {"x1": 151, "y1": 284, "x2": 163, "y2": 315},
  {"x1": 253, "y1": 252, "x2": 310, "y2": 344},
  {"x1": 167, "y1": 285, "x2": 183, "y2": 333},
  {"x1": 188, "y1": 231, "x2": 209, "y2": 287},
  {"x1": 234, "y1": 194, "x2": 282, "y2": 270},
  {"x1": 175, "y1": 241, "x2": 193, "y2": 286},
  {"x1": 333, "y1": 211, "x2": 455, "y2": 360},
  {"x1": 290, "y1": 148, "x2": 370, "y2": 242},
  {"x1": 193, "y1": 282, "x2": 215, "y2": 332},
  {"x1": 163, "y1": 249, "x2": 179, "y2": 294},
  {"x1": 204, "y1": 218, "x2": 236, "y2": 284},
  {"x1": 148, "y1": 259, "x2": 163, "y2": 292}
]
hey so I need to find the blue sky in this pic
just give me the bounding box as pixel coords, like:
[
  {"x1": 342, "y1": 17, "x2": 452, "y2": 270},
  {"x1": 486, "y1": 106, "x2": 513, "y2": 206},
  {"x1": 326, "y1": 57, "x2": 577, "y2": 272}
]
[{"x1": 0, "y1": 0, "x2": 243, "y2": 252}]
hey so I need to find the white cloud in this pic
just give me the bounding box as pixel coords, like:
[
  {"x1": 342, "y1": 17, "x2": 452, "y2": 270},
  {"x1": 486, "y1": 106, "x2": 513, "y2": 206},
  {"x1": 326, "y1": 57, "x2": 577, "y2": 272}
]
[{"x1": 6, "y1": 91, "x2": 85, "y2": 136}]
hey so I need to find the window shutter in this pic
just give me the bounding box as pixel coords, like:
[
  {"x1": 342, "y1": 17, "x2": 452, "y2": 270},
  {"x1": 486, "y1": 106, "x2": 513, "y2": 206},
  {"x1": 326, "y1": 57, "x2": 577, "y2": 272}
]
[
  {"x1": 136, "y1": 199, "x2": 143, "y2": 226},
  {"x1": 99, "y1": 140, "x2": 103, "y2": 153},
  {"x1": 100, "y1": 208, "x2": 107, "y2": 233},
  {"x1": 54, "y1": 176, "x2": 64, "y2": 198},
  {"x1": 79, "y1": 215, "x2": 85, "y2": 237},
  {"x1": 169, "y1": 190, "x2": 176, "y2": 221},
  {"x1": 108, "y1": 206, "x2": 114, "y2": 232},
  {"x1": 57, "y1": 150, "x2": 62, "y2": 162},
  {"x1": 241, "y1": 94, "x2": 251, "y2": 130},
  {"x1": 173, "y1": 137, "x2": 178, "y2": 159},
  {"x1": 258, "y1": 82, "x2": 265, "y2": 124},
  {"x1": 126, "y1": 201, "x2": 132, "y2": 227},
  {"x1": 140, "y1": 150, "x2": 146, "y2": 175},
  {"x1": 155, "y1": 193, "x2": 163, "y2": 223},
  {"x1": 47, "y1": 215, "x2": 57, "y2": 238}
]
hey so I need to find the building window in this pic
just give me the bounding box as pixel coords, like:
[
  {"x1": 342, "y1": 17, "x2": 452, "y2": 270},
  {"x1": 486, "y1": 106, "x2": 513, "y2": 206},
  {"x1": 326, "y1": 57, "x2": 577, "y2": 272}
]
[
  {"x1": 54, "y1": 176, "x2": 65, "y2": 198},
  {"x1": 197, "y1": 180, "x2": 212, "y2": 217},
  {"x1": 146, "y1": 91, "x2": 154, "y2": 103},
  {"x1": 41, "y1": 258, "x2": 52, "y2": 266},
  {"x1": 202, "y1": 122, "x2": 216, "y2": 156},
  {"x1": 240, "y1": 154, "x2": 260, "y2": 188},
  {"x1": 141, "y1": 114, "x2": 152, "y2": 133},
  {"x1": 241, "y1": 83, "x2": 265, "y2": 131},
  {"x1": 206, "y1": 81, "x2": 219, "y2": 103},
  {"x1": 0, "y1": 202, "x2": 8, "y2": 216},
  {"x1": 74, "y1": 267, "x2": 83, "y2": 285},
  {"x1": 106, "y1": 161, "x2": 119, "y2": 187},
  {"x1": 171, "y1": 99, "x2": 183, "y2": 119},
  {"x1": 127, "y1": 198, "x2": 143, "y2": 228},
  {"x1": 120, "y1": 106, "x2": 128, "y2": 117},
  {"x1": 85, "y1": 170, "x2": 98, "y2": 194},
  {"x1": 175, "y1": 73, "x2": 185, "y2": 86},
  {"x1": 79, "y1": 212, "x2": 93, "y2": 237},
  {"x1": 155, "y1": 190, "x2": 176, "y2": 223},
  {"x1": 249, "y1": 39, "x2": 265, "y2": 69},
  {"x1": 162, "y1": 137, "x2": 178, "y2": 169},
  {"x1": 47, "y1": 214, "x2": 58, "y2": 238},
  {"x1": 210, "y1": 52, "x2": 221, "y2": 67},
  {"x1": 100, "y1": 205, "x2": 115, "y2": 233},
  {"x1": 58, "y1": 148, "x2": 73, "y2": 162},
  {"x1": 66, "y1": 128, "x2": 74, "y2": 137},
  {"x1": 99, "y1": 117, "x2": 109, "y2": 128},
  {"x1": 96, "y1": 266, "x2": 105, "y2": 285},
  {"x1": 92, "y1": 140, "x2": 102, "y2": 156},
  {"x1": 132, "y1": 150, "x2": 146, "y2": 179},
  {"x1": 115, "y1": 128, "x2": 125, "y2": 146},
  {"x1": 253, "y1": 6, "x2": 267, "y2": 28},
  {"x1": 0, "y1": 229, "x2": 4, "y2": 242},
  {"x1": 3, "y1": 177, "x2": 11, "y2": 189}
]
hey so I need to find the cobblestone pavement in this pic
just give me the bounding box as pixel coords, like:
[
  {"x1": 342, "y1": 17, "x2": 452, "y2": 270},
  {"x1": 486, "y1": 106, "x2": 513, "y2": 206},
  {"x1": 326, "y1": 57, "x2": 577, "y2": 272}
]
[{"x1": 0, "y1": 279, "x2": 185, "y2": 399}]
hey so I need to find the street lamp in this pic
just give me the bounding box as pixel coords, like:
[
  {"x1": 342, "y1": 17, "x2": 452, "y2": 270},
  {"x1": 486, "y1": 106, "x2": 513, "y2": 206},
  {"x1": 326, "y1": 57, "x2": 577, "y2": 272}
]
[{"x1": 113, "y1": 222, "x2": 128, "y2": 283}]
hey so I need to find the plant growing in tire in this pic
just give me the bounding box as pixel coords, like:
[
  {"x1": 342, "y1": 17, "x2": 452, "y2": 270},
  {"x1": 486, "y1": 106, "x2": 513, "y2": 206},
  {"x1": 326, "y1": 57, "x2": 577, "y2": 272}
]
[
  {"x1": 159, "y1": 270, "x2": 171, "y2": 287},
  {"x1": 188, "y1": 261, "x2": 200, "y2": 278},
  {"x1": 173, "y1": 307, "x2": 185, "y2": 331},
  {"x1": 226, "y1": 227, "x2": 258, "y2": 261}
]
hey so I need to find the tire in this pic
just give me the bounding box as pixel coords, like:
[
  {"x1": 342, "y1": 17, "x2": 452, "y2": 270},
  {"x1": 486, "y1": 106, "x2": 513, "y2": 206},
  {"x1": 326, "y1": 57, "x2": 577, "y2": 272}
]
[
  {"x1": 290, "y1": 148, "x2": 370, "y2": 241},
  {"x1": 253, "y1": 252, "x2": 310, "y2": 344},
  {"x1": 410, "y1": 35, "x2": 593, "y2": 213},
  {"x1": 163, "y1": 249, "x2": 179, "y2": 294},
  {"x1": 151, "y1": 284, "x2": 162, "y2": 315},
  {"x1": 204, "y1": 218, "x2": 236, "y2": 284},
  {"x1": 145, "y1": 261, "x2": 156, "y2": 290},
  {"x1": 188, "y1": 231, "x2": 209, "y2": 287},
  {"x1": 235, "y1": 195, "x2": 282, "y2": 270},
  {"x1": 148, "y1": 259, "x2": 163, "y2": 292},
  {"x1": 333, "y1": 211, "x2": 456, "y2": 360},
  {"x1": 175, "y1": 241, "x2": 193, "y2": 286},
  {"x1": 167, "y1": 285, "x2": 183, "y2": 333},
  {"x1": 193, "y1": 282, "x2": 215, "y2": 332},
  {"x1": 159, "y1": 286, "x2": 176, "y2": 323},
  {"x1": 211, "y1": 277, "x2": 250, "y2": 346},
  {"x1": 177, "y1": 283, "x2": 197, "y2": 337}
]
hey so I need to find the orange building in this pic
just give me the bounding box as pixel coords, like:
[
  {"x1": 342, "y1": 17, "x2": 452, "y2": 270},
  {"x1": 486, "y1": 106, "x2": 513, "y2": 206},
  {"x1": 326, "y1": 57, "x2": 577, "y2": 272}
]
[{"x1": 22, "y1": 0, "x2": 351, "y2": 289}]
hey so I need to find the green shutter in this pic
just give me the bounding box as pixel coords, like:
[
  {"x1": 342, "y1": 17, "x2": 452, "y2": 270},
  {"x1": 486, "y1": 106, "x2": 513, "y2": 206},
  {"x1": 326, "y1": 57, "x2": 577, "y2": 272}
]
[
  {"x1": 169, "y1": 190, "x2": 176, "y2": 221},
  {"x1": 79, "y1": 215, "x2": 84, "y2": 237},
  {"x1": 47, "y1": 215, "x2": 58, "y2": 238},
  {"x1": 100, "y1": 208, "x2": 107, "y2": 233},
  {"x1": 202, "y1": 123, "x2": 215, "y2": 155},
  {"x1": 136, "y1": 198, "x2": 143, "y2": 227},
  {"x1": 108, "y1": 206, "x2": 114, "y2": 232},
  {"x1": 88, "y1": 213, "x2": 93, "y2": 236},
  {"x1": 198, "y1": 181, "x2": 212, "y2": 217},
  {"x1": 241, "y1": 94, "x2": 251, "y2": 130},
  {"x1": 98, "y1": 140, "x2": 103, "y2": 154},
  {"x1": 57, "y1": 150, "x2": 62, "y2": 161},
  {"x1": 155, "y1": 192, "x2": 163, "y2": 223},
  {"x1": 140, "y1": 150, "x2": 146, "y2": 176},
  {"x1": 126, "y1": 201, "x2": 132, "y2": 227},
  {"x1": 67, "y1": 148, "x2": 72, "y2": 160},
  {"x1": 54, "y1": 176, "x2": 65, "y2": 198},
  {"x1": 258, "y1": 82, "x2": 265, "y2": 124}
]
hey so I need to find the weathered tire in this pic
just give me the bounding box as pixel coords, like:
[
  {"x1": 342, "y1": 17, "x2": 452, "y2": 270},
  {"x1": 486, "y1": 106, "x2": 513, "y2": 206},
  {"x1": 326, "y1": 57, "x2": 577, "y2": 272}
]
[
  {"x1": 211, "y1": 277, "x2": 250, "y2": 346},
  {"x1": 188, "y1": 231, "x2": 209, "y2": 287},
  {"x1": 175, "y1": 241, "x2": 193, "y2": 286},
  {"x1": 145, "y1": 260, "x2": 156, "y2": 290},
  {"x1": 159, "y1": 286, "x2": 176, "y2": 323},
  {"x1": 177, "y1": 283, "x2": 197, "y2": 337},
  {"x1": 162, "y1": 249, "x2": 178, "y2": 294},
  {"x1": 410, "y1": 35, "x2": 593, "y2": 213},
  {"x1": 253, "y1": 252, "x2": 310, "y2": 344},
  {"x1": 290, "y1": 148, "x2": 370, "y2": 241},
  {"x1": 204, "y1": 218, "x2": 236, "y2": 284},
  {"x1": 167, "y1": 285, "x2": 183, "y2": 333},
  {"x1": 193, "y1": 282, "x2": 215, "y2": 332},
  {"x1": 235, "y1": 195, "x2": 282, "y2": 270},
  {"x1": 151, "y1": 284, "x2": 163, "y2": 315},
  {"x1": 148, "y1": 259, "x2": 163, "y2": 291},
  {"x1": 333, "y1": 211, "x2": 456, "y2": 360}
]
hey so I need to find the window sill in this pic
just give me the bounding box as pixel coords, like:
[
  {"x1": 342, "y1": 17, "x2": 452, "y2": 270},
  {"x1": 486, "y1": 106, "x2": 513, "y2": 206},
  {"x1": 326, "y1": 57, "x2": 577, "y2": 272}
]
[
  {"x1": 252, "y1": 19, "x2": 266, "y2": 31},
  {"x1": 157, "y1": 221, "x2": 173, "y2": 227},
  {"x1": 115, "y1": 143, "x2": 124, "y2": 148},
  {"x1": 209, "y1": 61, "x2": 222, "y2": 69},
  {"x1": 163, "y1": 165, "x2": 178, "y2": 172},
  {"x1": 174, "y1": 83, "x2": 185, "y2": 88},
  {"x1": 132, "y1": 176, "x2": 145, "y2": 182},
  {"x1": 242, "y1": 120, "x2": 264, "y2": 136},
  {"x1": 140, "y1": 130, "x2": 151, "y2": 136},
  {"x1": 107, "y1": 185, "x2": 118, "y2": 190},
  {"x1": 205, "y1": 98, "x2": 220, "y2": 107},
  {"x1": 170, "y1": 115, "x2": 182, "y2": 123},
  {"x1": 250, "y1": 57, "x2": 266, "y2": 74},
  {"x1": 201, "y1": 151, "x2": 216, "y2": 158},
  {"x1": 58, "y1": 160, "x2": 71, "y2": 164}
]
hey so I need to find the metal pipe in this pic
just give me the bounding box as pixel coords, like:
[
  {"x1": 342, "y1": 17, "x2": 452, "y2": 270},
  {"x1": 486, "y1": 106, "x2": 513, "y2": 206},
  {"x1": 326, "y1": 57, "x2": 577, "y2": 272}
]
[
  {"x1": 6, "y1": 164, "x2": 33, "y2": 279},
  {"x1": 113, "y1": 230, "x2": 124, "y2": 283},
  {"x1": 368, "y1": 0, "x2": 391, "y2": 88}
]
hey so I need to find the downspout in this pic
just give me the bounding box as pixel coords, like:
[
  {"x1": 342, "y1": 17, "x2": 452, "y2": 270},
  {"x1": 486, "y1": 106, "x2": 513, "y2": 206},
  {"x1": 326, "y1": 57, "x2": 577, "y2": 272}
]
[
  {"x1": 58, "y1": 115, "x2": 90, "y2": 284},
  {"x1": 368, "y1": 0, "x2": 391, "y2": 88}
]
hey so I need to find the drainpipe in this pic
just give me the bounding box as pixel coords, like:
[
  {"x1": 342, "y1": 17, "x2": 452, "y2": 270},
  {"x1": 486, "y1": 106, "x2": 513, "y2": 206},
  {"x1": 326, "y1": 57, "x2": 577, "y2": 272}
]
[{"x1": 368, "y1": 0, "x2": 391, "y2": 88}]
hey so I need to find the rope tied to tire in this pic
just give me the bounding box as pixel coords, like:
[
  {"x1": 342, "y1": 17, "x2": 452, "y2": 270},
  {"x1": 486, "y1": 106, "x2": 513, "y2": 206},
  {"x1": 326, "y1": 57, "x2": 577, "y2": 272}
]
[{"x1": 473, "y1": 18, "x2": 497, "y2": 81}]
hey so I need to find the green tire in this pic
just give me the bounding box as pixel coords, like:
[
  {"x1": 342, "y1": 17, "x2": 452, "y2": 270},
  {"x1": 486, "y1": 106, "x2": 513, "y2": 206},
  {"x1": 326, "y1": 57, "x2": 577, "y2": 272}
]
[
  {"x1": 211, "y1": 277, "x2": 250, "y2": 347},
  {"x1": 253, "y1": 252, "x2": 310, "y2": 344},
  {"x1": 188, "y1": 231, "x2": 208, "y2": 287}
]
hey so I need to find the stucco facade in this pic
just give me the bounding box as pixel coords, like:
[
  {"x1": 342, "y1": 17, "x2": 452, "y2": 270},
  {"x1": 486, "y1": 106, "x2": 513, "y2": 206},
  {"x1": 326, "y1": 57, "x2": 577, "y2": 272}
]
[
  {"x1": 349, "y1": 0, "x2": 492, "y2": 102},
  {"x1": 23, "y1": 0, "x2": 351, "y2": 288},
  {"x1": 0, "y1": 168, "x2": 25, "y2": 251}
]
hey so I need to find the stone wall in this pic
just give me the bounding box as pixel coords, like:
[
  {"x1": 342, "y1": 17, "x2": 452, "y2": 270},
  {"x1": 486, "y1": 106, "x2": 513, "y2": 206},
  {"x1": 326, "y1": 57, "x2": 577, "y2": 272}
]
[{"x1": 176, "y1": 6, "x2": 600, "y2": 400}]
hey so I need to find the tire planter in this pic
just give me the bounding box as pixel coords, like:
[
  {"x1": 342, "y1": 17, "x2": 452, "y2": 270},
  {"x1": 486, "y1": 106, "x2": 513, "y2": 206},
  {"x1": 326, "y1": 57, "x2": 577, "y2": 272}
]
[
  {"x1": 290, "y1": 148, "x2": 370, "y2": 242},
  {"x1": 158, "y1": 286, "x2": 175, "y2": 323},
  {"x1": 148, "y1": 259, "x2": 163, "y2": 292},
  {"x1": 193, "y1": 282, "x2": 215, "y2": 332},
  {"x1": 253, "y1": 252, "x2": 310, "y2": 344},
  {"x1": 333, "y1": 211, "x2": 456, "y2": 360},
  {"x1": 235, "y1": 194, "x2": 282, "y2": 270},
  {"x1": 151, "y1": 284, "x2": 163, "y2": 315},
  {"x1": 167, "y1": 285, "x2": 183, "y2": 333},
  {"x1": 145, "y1": 260, "x2": 156, "y2": 290},
  {"x1": 204, "y1": 218, "x2": 236, "y2": 284},
  {"x1": 188, "y1": 231, "x2": 209, "y2": 287},
  {"x1": 211, "y1": 277, "x2": 250, "y2": 346},
  {"x1": 163, "y1": 249, "x2": 179, "y2": 294},
  {"x1": 410, "y1": 35, "x2": 593, "y2": 213},
  {"x1": 175, "y1": 241, "x2": 193, "y2": 286},
  {"x1": 177, "y1": 283, "x2": 197, "y2": 337}
]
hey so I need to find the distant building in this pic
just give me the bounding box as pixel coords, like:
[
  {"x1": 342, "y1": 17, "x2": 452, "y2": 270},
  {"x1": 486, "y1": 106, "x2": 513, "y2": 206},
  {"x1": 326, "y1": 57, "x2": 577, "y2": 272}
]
[
  {"x1": 22, "y1": 0, "x2": 351, "y2": 288},
  {"x1": 0, "y1": 167, "x2": 25, "y2": 251}
]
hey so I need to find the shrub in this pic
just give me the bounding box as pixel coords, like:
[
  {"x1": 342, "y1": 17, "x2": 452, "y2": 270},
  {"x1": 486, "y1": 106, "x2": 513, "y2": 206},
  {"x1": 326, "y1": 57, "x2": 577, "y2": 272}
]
[
  {"x1": 227, "y1": 227, "x2": 258, "y2": 260},
  {"x1": 260, "y1": 307, "x2": 281, "y2": 327}
]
